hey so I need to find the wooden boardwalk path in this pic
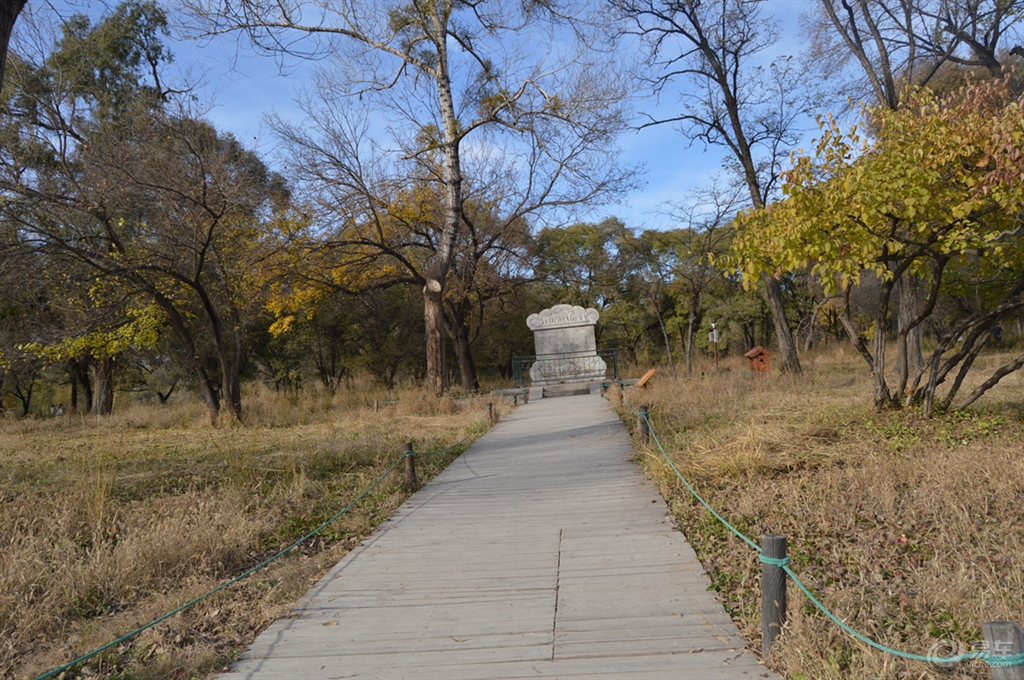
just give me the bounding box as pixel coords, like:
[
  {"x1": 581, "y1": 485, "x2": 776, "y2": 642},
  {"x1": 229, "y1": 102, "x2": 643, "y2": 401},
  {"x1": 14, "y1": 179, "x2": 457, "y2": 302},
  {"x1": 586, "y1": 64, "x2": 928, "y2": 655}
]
[{"x1": 219, "y1": 393, "x2": 781, "y2": 679}]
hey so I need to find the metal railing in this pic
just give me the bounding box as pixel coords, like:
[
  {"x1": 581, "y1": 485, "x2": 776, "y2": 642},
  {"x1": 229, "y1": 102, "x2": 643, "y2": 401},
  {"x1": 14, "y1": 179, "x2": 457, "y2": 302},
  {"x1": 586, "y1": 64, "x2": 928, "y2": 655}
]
[{"x1": 511, "y1": 348, "x2": 619, "y2": 387}]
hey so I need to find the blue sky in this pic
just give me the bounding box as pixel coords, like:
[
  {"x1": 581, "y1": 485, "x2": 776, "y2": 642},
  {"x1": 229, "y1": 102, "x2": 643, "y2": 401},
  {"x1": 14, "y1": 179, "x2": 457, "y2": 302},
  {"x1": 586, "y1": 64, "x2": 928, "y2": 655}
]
[{"x1": 35, "y1": 0, "x2": 815, "y2": 232}]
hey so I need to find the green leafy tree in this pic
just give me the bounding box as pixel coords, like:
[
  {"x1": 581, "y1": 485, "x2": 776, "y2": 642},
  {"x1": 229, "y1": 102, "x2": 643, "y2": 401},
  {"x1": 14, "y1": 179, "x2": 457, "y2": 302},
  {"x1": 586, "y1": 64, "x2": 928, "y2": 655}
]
[
  {"x1": 0, "y1": 3, "x2": 294, "y2": 421},
  {"x1": 615, "y1": 227, "x2": 683, "y2": 375},
  {"x1": 533, "y1": 219, "x2": 625, "y2": 312}
]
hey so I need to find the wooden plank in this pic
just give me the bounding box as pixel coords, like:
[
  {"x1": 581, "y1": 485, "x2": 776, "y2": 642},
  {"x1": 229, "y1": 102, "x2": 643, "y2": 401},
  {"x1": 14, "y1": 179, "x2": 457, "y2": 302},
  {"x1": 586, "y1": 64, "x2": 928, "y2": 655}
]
[
  {"x1": 635, "y1": 368, "x2": 657, "y2": 388},
  {"x1": 218, "y1": 394, "x2": 780, "y2": 680}
]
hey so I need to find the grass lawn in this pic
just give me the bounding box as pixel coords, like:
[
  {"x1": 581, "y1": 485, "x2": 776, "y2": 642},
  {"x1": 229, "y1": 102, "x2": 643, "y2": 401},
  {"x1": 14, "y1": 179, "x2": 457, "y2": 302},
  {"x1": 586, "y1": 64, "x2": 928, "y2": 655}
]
[
  {"x1": 615, "y1": 347, "x2": 1024, "y2": 679},
  {"x1": 1, "y1": 387, "x2": 501, "y2": 679}
]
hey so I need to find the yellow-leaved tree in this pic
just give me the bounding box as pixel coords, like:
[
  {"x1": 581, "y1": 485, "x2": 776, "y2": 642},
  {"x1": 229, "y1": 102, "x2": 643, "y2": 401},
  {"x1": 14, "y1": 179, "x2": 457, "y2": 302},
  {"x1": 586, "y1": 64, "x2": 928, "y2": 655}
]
[{"x1": 733, "y1": 77, "x2": 1024, "y2": 414}]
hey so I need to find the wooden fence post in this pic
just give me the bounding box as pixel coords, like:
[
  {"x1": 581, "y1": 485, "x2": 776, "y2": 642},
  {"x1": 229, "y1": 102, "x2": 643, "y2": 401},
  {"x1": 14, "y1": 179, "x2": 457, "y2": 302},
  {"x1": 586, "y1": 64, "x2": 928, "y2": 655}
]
[
  {"x1": 983, "y1": 622, "x2": 1024, "y2": 680},
  {"x1": 488, "y1": 402, "x2": 495, "y2": 424},
  {"x1": 638, "y1": 407, "x2": 650, "y2": 445},
  {"x1": 762, "y1": 534, "x2": 788, "y2": 656},
  {"x1": 403, "y1": 442, "x2": 418, "y2": 491}
]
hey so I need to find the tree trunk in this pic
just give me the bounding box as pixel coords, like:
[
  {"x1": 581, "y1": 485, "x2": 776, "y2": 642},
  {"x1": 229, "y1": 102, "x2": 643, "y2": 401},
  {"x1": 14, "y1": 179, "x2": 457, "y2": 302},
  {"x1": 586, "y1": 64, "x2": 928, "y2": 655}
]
[
  {"x1": 743, "y1": 323, "x2": 756, "y2": 350},
  {"x1": 896, "y1": 276, "x2": 924, "y2": 378},
  {"x1": 70, "y1": 357, "x2": 93, "y2": 413},
  {"x1": 12, "y1": 383, "x2": 32, "y2": 417},
  {"x1": 923, "y1": 350, "x2": 943, "y2": 417},
  {"x1": 424, "y1": 284, "x2": 447, "y2": 397},
  {"x1": 221, "y1": 313, "x2": 244, "y2": 421},
  {"x1": 423, "y1": 22, "x2": 463, "y2": 399},
  {"x1": 157, "y1": 380, "x2": 177, "y2": 404},
  {"x1": 222, "y1": 371, "x2": 241, "y2": 420},
  {"x1": 315, "y1": 337, "x2": 341, "y2": 394},
  {"x1": 445, "y1": 301, "x2": 479, "y2": 391},
  {"x1": 762, "y1": 273, "x2": 802, "y2": 374},
  {"x1": 685, "y1": 295, "x2": 697, "y2": 378},
  {"x1": 870, "y1": 278, "x2": 899, "y2": 410},
  {"x1": 91, "y1": 356, "x2": 114, "y2": 416},
  {"x1": 0, "y1": 0, "x2": 26, "y2": 91},
  {"x1": 871, "y1": 317, "x2": 892, "y2": 409},
  {"x1": 149, "y1": 288, "x2": 220, "y2": 422},
  {"x1": 940, "y1": 331, "x2": 990, "y2": 411},
  {"x1": 894, "y1": 262, "x2": 947, "y2": 404},
  {"x1": 657, "y1": 310, "x2": 676, "y2": 378},
  {"x1": 956, "y1": 351, "x2": 1024, "y2": 411}
]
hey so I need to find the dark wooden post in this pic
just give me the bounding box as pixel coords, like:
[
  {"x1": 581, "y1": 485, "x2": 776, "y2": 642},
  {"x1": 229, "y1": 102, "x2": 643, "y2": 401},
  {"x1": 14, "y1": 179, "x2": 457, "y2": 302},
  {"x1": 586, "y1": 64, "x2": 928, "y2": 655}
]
[
  {"x1": 513, "y1": 394, "x2": 518, "y2": 406},
  {"x1": 761, "y1": 534, "x2": 788, "y2": 656},
  {"x1": 403, "y1": 442, "x2": 418, "y2": 491},
  {"x1": 638, "y1": 407, "x2": 650, "y2": 445},
  {"x1": 488, "y1": 402, "x2": 495, "y2": 424},
  {"x1": 374, "y1": 399, "x2": 379, "y2": 413},
  {"x1": 983, "y1": 622, "x2": 1024, "y2": 680}
]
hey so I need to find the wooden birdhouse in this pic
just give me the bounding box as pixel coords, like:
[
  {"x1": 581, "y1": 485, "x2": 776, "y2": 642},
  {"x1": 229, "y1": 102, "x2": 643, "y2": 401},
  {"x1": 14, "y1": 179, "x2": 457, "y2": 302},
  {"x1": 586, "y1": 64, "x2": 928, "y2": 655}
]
[{"x1": 744, "y1": 346, "x2": 771, "y2": 379}]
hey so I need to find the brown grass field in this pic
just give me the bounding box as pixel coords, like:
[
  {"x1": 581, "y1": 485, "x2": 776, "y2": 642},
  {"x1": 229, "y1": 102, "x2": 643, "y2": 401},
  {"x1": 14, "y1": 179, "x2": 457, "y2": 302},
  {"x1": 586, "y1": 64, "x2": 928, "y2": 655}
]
[
  {"x1": 6, "y1": 346, "x2": 1023, "y2": 680},
  {"x1": 0, "y1": 386, "x2": 502, "y2": 680},
  {"x1": 615, "y1": 346, "x2": 1024, "y2": 680}
]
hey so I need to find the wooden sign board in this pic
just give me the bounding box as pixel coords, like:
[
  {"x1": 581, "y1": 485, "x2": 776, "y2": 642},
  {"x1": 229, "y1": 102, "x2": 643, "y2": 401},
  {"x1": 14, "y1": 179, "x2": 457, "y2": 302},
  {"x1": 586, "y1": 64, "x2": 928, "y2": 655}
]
[{"x1": 635, "y1": 368, "x2": 657, "y2": 389}]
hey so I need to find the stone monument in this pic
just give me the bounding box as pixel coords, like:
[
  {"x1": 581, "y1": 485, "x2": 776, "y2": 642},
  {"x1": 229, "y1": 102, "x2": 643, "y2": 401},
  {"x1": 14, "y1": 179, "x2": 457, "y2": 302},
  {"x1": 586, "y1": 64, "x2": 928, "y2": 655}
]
[{"x1": 526, "y1": 304, "x2": 606, "y2": 386}]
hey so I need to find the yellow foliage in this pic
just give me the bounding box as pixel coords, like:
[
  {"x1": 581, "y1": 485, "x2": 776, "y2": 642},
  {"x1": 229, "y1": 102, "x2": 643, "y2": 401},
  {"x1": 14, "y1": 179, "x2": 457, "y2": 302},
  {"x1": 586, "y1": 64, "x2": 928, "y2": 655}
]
[
  {"x1": 21, "y1": 306, "x2": 165, "y2": 362},
  {"x1": 731, "y1": 79, "x2": 1024, "y2": 294}
]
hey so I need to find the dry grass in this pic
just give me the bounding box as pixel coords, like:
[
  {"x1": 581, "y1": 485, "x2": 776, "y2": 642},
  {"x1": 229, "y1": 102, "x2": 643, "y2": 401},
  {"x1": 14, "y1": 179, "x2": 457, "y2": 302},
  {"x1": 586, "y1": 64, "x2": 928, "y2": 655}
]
[
  {"x1": 0, "y1": 386, "x2": 506, "y2": 680},
  {"x1": 616, "y1": 347, "x2": 1024, "y2": 680}
]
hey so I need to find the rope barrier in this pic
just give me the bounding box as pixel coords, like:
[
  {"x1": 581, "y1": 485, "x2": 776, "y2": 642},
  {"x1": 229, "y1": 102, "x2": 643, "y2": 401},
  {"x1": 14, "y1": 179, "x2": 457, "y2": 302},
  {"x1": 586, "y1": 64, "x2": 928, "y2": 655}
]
[
  {"x1": 758, "y1": 555, "x2": 790, "y2": 568},
  {"x1": 33, "y1": 410, "x2": 491, "y2": 680},
  {"x1": 620, "y1": 390, "x2": 1024, "y2": 669}
]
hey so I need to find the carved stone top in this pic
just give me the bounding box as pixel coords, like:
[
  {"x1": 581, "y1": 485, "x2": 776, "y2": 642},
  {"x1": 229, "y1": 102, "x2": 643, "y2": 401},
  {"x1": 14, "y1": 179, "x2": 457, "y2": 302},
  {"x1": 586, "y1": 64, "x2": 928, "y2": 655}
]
[{"x1": 526, "y1": 304, "x2": 600, "y2": 331}]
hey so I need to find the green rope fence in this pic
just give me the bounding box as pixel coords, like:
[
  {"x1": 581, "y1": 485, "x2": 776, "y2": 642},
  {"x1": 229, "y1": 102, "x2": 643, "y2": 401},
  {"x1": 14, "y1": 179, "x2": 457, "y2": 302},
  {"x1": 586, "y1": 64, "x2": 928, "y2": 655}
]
[
  {"x1": 620, "y1": 390, "x2": 1024, "y2": 669},
  {"x1": 33, "y1": 410, "x2": 493, "y2": 680}
]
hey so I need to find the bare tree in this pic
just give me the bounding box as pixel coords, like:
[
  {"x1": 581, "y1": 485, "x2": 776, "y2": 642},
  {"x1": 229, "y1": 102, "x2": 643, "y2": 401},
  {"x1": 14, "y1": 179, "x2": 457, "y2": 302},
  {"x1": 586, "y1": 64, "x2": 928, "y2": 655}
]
[
  {"x1": 613, "y1": 0, "x2": 808, "y2": 373},
  {"x1": 182, "y1": 0, "x2": 633, "y2": 396},
  {"x1": 272, "y1": 91, "x2": 630, "y2": 390},
  {"x1": 808, "y1": 0, "x2": 1024, "y2": 100},
  {"x1": 921, "y1": 0, "x2": 1024, "y2": 77},
  {"x1": 807, "y1": 0, "x2": 943, "y2": 109}
]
